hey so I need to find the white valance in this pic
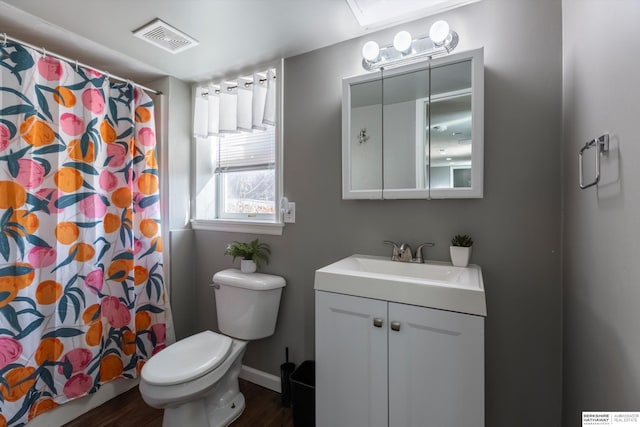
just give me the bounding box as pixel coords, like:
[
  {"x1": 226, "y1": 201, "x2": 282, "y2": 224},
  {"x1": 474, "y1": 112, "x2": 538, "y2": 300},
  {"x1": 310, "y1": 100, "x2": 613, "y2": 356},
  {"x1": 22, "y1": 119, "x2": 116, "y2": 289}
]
[{"x1": 193, "y1": 68, "x2": 277, "y2": 138}]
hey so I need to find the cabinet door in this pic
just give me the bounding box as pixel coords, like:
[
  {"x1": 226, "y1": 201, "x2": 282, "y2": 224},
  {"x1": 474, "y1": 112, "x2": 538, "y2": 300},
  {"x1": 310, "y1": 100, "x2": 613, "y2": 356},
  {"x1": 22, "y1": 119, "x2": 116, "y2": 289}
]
[
  {"x1": 316, "y1": 291, "x2": 388, "y2": 427},
  {"x1": 388, "y1": 303, "x2": 484, "y2": 427}
]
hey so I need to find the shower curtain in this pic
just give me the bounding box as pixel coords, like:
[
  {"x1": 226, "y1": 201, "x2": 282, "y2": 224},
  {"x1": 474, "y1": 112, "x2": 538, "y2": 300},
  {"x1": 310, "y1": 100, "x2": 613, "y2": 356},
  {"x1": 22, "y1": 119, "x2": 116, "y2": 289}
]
[{"x1": 0, "y1": 43, "x2": 166, "y2": 426}]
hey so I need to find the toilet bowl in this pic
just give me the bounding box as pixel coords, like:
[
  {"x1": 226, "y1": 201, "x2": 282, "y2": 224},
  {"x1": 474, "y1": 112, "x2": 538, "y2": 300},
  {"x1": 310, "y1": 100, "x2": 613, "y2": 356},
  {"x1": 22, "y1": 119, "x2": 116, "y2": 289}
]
[
  {"x1": 140, "y1": 331, "x2": 247, "y2": 426},
  {"x1": 139, "y1": 269, "x2": 286, "y2": 427}
]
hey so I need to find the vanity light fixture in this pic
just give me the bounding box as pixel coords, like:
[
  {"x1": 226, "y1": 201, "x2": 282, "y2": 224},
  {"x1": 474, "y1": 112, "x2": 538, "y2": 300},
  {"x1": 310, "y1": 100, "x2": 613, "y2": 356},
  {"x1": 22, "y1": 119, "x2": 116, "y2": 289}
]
[
  {"x1": 361, "y1": 40, "x2": 381, "y2": 62},
  {"x1": 361, "y1": 20, "x2": 458, "y2": 71},
  {"x1": 429, "y1": 20, "x2": 452, "y2": 46},
  {"x1": 393, "y1": 30, "x2": 413, "y2": 54}
]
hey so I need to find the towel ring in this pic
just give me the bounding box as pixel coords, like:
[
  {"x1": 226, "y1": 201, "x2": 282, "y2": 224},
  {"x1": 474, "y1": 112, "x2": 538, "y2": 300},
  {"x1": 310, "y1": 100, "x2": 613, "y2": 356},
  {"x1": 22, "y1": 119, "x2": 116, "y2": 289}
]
[{"x1": 579, "y1": 134, "x2": 609, "y2": 189}]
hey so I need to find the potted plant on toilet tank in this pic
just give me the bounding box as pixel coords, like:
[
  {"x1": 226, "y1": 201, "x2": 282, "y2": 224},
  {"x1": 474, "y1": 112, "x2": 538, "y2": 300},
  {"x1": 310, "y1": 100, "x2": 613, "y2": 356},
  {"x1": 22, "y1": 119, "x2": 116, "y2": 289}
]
[
  {"x1": 224, "y1": 238, "x2": 271, "y2": 273},
  {"x1": 450, "y1": 234, "x2": 473, "y2": 267}
]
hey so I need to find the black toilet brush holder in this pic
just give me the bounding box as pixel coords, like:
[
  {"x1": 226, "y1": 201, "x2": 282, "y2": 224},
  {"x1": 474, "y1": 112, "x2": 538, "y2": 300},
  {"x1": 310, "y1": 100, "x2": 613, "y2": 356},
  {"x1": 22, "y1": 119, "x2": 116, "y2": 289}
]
[{"x1": 280, "y1": 347, "x2": 295, "y2": 407}]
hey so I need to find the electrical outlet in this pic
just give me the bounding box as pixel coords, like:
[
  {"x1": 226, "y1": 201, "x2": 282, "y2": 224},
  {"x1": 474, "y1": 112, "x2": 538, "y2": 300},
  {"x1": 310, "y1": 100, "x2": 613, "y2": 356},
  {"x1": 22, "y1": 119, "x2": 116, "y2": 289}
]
[{"x1": 284, "y1": 202, "x2": 296, "y2": 223}]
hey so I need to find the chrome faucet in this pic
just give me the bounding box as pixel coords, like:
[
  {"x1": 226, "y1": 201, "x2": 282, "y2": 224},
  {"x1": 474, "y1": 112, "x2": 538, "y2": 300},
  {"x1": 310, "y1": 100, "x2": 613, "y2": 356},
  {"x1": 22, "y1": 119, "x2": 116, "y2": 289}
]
[
  {"x1": 397, "y1": 243, "x2": 413, "y2": 262},
  {"x1": 383, "y1": 241, "x2": 434, "y2": 263}
]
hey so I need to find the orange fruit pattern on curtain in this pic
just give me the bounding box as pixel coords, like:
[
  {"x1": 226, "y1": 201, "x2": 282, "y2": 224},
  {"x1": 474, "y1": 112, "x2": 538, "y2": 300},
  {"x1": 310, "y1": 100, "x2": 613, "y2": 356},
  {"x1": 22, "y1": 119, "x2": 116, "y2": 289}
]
[{"x1": 0, "y1": 42, "x2": 167, "y2": 426}]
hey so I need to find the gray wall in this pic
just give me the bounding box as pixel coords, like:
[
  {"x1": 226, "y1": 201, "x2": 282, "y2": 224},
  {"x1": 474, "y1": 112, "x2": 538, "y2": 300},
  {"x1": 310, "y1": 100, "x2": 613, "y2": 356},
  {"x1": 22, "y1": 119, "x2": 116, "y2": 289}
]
[
  {"x1": 562, "y1": 1, "x2": 640, "y2": 424},
  {"x1": 193, "y1": 1, "x2": 563, "y2": 425},
  {"x1": 150, "y1": 76, "x2": 196, "y2": 341}
]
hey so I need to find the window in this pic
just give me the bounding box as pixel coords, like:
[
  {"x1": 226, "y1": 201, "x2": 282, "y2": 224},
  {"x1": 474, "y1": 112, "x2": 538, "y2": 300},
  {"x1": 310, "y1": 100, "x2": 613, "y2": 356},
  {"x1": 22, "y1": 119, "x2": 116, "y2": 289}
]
[{"x1": 192, "y1": 61, "x2": 283, "y2": 234}]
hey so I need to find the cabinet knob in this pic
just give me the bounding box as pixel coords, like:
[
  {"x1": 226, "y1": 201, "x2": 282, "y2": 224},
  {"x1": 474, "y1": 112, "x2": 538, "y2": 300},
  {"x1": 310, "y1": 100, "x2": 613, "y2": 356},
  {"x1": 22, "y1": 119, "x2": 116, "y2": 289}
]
[
  {"x1": 390, "y1": 321, "x2": 401, "y2": 332},
  {"x1": 373, "y1": 318, "x2": 383, "y2": 328}
]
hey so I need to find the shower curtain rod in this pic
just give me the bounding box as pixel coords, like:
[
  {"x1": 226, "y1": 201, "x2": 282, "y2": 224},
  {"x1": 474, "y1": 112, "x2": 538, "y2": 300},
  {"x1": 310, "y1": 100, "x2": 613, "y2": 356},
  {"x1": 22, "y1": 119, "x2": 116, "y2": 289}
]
[{"x1": 1, "y1": 32, "x2": 162, "y2": 95}]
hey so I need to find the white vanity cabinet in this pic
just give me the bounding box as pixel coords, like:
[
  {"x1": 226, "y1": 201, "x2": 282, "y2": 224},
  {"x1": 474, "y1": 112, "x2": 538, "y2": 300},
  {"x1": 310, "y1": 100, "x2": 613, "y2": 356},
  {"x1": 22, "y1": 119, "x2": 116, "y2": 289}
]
[{"x1": 315, "y1": 290, "x2": 484, "y2": 427}]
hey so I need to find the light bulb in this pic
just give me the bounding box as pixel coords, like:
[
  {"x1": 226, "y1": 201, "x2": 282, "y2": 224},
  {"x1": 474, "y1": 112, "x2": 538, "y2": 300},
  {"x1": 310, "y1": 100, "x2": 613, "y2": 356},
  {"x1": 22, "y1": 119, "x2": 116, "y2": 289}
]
[
  {"x1": 429, "y1": 20, "x2": 450, "y2": 45},
  {"x1": 362, "y1": 41, "x2": 380, "y2": 62},
  {"x1": 393, "y1": 30, "x2": 412, "y2": 53}
]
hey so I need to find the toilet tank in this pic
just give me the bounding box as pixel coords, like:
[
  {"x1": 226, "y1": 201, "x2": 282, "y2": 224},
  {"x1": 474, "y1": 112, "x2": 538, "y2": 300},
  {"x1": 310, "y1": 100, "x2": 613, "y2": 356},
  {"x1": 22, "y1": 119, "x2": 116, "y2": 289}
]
[{"x1": 212, "y1": 269, "x2": 286, "y2": 340}]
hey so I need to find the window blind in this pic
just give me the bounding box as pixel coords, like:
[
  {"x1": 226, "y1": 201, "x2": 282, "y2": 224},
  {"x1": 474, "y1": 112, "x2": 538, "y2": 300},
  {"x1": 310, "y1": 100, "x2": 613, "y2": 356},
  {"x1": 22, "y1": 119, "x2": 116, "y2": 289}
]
[{"x1": 215, "y1": 126, "x2": 275, "y2": 173}]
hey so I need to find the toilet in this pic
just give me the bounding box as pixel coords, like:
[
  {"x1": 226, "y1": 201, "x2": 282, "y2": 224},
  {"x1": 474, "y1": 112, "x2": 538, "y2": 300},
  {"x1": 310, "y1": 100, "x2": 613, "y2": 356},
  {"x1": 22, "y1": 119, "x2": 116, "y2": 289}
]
[{"x1": 139, "y1": 269, "x2": 286, "y2": 427}]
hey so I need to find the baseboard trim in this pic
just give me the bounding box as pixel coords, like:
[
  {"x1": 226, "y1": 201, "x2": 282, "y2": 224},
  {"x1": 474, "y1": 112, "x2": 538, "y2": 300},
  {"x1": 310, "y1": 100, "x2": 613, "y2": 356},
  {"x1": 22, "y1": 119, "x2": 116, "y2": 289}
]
[{"x1": 240, "y1": 365, "x2": 281, "y2": 393}]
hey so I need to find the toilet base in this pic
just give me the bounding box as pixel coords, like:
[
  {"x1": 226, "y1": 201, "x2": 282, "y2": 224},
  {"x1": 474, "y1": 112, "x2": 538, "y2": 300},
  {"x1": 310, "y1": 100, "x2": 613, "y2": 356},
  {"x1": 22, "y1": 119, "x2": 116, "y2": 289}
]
[
  {"x1": 160, "y1": 392, "x2": 245, "y2": 427},
  {"x1": 208, "y1": 392, "x2": 245, "y2": 427}
]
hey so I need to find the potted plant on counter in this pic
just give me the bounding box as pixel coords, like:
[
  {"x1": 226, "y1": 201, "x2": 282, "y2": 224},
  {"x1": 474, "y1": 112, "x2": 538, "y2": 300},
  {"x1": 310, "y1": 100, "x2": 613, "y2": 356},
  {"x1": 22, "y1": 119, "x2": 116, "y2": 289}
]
[
  {"x1": 450, "y1": 234, "x2": 473, "y2": 267},
  {"x1": 224, "y1": 238, "x2": 271, "y2": 273}
]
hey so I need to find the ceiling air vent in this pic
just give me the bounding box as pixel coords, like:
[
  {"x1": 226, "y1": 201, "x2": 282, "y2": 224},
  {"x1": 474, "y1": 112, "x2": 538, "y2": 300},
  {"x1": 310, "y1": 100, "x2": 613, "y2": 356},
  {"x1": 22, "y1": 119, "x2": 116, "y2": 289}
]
[{"x1": 133, "y1": 18, "x2": 199, "y2": 54}]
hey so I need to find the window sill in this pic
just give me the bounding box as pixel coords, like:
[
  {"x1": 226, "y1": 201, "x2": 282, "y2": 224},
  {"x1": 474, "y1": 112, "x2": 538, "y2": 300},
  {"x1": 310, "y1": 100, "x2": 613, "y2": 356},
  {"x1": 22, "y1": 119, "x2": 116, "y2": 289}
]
[{"x1": 190, "y1": 219, "x2": 284, "y2": 236}]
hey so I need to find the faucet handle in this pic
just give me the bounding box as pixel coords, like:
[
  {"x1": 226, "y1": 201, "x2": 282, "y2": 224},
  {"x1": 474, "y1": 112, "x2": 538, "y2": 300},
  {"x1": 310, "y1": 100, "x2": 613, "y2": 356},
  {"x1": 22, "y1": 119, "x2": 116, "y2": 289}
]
[
  {"x1": 414, "y1": 243, "x2": 435, "y2": 263},
  {"x1": 383, "y1": 240, "x2": 401, "y2": 261},
  {"x1": 416, "y1": 243, "x2": 435, "y2": 249}
]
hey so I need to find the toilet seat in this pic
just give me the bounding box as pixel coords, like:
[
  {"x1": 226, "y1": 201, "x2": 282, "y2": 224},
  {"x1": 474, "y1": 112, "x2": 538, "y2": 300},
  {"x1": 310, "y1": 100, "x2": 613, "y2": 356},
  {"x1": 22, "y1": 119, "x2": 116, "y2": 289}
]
[{"x1": 142, "y1": 330, "x2": 232, "y2": 385}]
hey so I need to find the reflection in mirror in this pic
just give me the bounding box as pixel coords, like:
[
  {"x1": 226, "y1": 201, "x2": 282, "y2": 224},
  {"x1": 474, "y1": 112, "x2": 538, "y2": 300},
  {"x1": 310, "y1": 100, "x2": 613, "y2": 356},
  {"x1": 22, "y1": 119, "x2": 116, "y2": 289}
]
[
  {"x1": 350, "y1": 74, "x2": 382, "y2": 192},
  {"x1": 382, "y1": 67, "x2": 430, "y2": 191},
  {"x1": 429, "y1": 60, "x2": 472, "y2": 189}
]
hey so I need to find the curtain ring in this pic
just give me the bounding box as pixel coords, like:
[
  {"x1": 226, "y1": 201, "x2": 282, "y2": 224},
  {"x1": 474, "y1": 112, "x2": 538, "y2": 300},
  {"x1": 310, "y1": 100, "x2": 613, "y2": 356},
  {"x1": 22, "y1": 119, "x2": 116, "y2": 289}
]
[
  {"x1": 105, "y1": 71, "x2": 110, "y2": 81},
  {"x1": 42, "y1": 47, "x2": 46, "y2": 58},
  {"x1": 75, "y1": 60, "x2": 79, "y2": 72},
  {"x1": 2, "y1": 33, "x2": 7, "y2": 47}
]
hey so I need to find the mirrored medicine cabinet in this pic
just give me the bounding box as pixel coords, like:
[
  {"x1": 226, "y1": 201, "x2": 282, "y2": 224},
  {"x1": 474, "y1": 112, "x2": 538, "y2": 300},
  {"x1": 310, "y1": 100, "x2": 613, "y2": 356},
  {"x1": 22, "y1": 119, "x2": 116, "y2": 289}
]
[{"x1": 342, "y1": 48, "x2": 484, "y2": 199}]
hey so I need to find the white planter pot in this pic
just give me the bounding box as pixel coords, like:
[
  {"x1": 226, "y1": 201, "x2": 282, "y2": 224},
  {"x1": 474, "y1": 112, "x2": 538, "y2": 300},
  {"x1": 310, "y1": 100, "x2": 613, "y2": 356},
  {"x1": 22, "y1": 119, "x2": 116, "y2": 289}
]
[
  {"x1": 240, "y1": 259, "x2": 257, "y2": 273},
  {"x1": 450, "y1": 246, "x2": 472, "y2": 267}
]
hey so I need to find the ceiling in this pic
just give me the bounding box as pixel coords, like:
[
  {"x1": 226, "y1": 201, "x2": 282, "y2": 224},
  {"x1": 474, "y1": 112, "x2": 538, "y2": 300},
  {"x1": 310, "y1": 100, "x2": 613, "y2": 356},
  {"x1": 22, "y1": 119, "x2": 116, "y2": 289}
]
[{"x1": 0, "y1": 0, "x2": 476, "y2": 85}]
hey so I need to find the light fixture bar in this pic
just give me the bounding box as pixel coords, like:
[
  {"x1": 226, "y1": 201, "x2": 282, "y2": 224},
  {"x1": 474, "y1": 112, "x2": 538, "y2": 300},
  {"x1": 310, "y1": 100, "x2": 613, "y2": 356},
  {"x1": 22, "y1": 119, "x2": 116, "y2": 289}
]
[{"x1": 361, "y1": 20, "x2": 459, "y2": 71}]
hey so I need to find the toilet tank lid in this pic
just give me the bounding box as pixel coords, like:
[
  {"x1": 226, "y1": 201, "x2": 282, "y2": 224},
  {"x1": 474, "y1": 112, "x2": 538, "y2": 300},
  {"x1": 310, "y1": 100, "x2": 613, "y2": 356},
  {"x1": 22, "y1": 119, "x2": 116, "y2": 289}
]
[{"x1": 212, "y1": 269, "x2": 286, "y2": 290}]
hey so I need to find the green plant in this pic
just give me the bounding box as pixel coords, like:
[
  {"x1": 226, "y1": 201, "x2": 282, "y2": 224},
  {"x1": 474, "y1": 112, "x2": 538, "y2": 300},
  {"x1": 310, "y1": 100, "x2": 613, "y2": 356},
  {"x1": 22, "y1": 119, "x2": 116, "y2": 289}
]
[
  {"x1": 451, "y1": 234, "x2": 473, "y2": 247},
  {"x1": 224, "y1": 238, "x2": 271, "y2": 268}
]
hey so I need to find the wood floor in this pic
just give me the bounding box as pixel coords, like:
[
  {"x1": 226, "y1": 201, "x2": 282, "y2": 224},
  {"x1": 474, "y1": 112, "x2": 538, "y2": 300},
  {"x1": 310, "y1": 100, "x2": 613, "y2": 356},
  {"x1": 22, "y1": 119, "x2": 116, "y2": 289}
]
[{"x1": 64, "y1": 379, "x2": 294, "y2": 427}]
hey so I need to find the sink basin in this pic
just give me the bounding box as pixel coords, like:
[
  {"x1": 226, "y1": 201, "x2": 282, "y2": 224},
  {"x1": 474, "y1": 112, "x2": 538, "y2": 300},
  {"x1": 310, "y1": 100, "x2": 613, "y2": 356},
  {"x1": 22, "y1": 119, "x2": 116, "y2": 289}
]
[{"x1": 314, "y1": 254, "x2": 486, "y2": 316}]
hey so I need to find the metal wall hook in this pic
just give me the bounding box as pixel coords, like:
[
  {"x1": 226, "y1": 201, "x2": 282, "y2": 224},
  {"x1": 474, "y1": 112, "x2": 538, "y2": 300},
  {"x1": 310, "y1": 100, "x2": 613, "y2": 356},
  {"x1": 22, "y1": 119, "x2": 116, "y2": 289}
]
[
  {"x1": 357, "y1": 128, "x2": 369, "y2": 144},
  {"x1": 579, "y1": 133, "x2": 609, "y2": 189}
]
